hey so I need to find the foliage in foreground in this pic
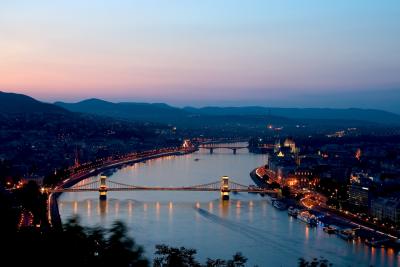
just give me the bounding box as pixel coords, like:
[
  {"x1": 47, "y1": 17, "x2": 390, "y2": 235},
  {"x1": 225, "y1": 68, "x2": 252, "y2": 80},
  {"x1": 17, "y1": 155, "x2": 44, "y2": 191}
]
[
  {"x1": 298, "y1": 257, "x2": 333, "y2": 267},
  {"x1": 154, "y1": 244, "x2": 247, "y2": 267},
  {"x1": 0, "y1": 208, "x2": 335, "y2": 267},
  {"x1": 2, "y1": 217, "x2": 148, "y2": 267}
]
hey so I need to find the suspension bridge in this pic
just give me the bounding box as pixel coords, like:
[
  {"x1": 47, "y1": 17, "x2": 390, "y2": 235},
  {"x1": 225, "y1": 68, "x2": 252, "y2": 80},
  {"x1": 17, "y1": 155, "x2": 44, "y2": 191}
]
[{"x1": 49, "y1": 175, "x2": 276, "y2": 200}]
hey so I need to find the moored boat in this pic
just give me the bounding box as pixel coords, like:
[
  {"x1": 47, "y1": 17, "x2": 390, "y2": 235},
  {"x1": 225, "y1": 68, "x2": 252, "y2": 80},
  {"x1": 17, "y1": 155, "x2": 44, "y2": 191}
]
[
  {"x1": 288, "y1": 206, "x2": 299, "y2": 217},
  {"x1": 297, "y1": 210, "x2": 318, "y2": 226},
  {"x1": 323, "y1": 225, "x2": 337, "y2": 234}
]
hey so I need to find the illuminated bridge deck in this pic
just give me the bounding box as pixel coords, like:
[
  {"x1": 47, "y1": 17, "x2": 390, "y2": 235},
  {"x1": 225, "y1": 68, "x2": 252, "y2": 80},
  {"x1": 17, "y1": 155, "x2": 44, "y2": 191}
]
[{"x1": 50, "y1": 179, "x2": 276, "y2": 194}]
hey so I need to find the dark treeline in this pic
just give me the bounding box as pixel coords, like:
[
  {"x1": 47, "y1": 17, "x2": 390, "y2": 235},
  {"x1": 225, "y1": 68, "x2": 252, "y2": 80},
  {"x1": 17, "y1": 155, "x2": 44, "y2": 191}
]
[
  {"x1": 0, "y1": 187, "x2": 333, "y2": 267},
  {"x1": 0, "y1": 216, "x2": 333, "y2": 267},
  {"x1": 0, "y1": 215, "x2": 248, "y2": 267}
]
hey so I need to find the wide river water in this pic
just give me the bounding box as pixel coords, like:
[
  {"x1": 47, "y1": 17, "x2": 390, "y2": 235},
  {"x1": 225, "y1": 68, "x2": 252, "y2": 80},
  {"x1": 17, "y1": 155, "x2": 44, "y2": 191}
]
[{"x1": 59, "y1": 146, "x2": 398, "y2": 266}]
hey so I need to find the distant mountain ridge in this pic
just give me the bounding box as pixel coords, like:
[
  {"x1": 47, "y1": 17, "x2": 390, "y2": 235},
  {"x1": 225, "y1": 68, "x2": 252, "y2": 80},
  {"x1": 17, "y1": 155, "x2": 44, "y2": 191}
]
[
  {"x1": 183, "y1": 106, "x2": 400, "y2": 125},
  {"x1": 0, "y1": 91, "x2": 67, "y2": 114},
  {"x1": 1, "y1": 91, "x2": 399, "y2": 125},
  {"x1": 55, "y1": 98, "x2": 400, "y2": 125},
  {"x1": 55, "y1": 98, "x2": 188, "y2": 123},
  {"x1": 55, "y1": 99, "x2": 298, "y2": 129}
]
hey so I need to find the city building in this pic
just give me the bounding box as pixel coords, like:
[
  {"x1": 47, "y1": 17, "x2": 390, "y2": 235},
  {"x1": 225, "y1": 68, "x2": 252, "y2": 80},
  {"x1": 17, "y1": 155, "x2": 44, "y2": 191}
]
[
  {"x1": 283, "y1": 137, "x2": 296, "y2": 153},
  {"x1": 371, "y1": 197, "x2": 400, "y2": 224},
  {"x1": 294, "y1": 167, "x2": 316, "y2": 188},
  {"x1": 348, "y1": 183, "x2": 371, "y2": 211}
]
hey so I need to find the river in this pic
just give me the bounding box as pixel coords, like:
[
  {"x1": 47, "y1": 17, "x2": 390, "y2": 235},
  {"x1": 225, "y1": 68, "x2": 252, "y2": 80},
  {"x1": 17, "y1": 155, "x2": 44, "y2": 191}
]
[{"x1": 59, "y1": 146, "x2": 398, "y2": 267}]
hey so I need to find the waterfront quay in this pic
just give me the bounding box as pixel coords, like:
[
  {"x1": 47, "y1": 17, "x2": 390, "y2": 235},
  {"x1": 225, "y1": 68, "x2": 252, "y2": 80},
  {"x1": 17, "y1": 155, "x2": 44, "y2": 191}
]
[{"x1": 252, "y1": 165, "x2": 400, "y2": 250}]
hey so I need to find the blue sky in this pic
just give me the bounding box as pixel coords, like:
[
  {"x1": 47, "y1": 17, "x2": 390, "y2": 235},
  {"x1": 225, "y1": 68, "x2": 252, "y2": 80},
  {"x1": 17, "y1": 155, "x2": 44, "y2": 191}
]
[{"x1": 0, "y1": 0, "x2": 399, "y2": 112}]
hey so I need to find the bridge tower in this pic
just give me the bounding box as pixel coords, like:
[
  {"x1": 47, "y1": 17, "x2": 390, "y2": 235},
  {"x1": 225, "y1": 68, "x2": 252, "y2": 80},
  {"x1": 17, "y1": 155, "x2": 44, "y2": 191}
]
[
  {"x1": 99, "y1": 175, "x2": 108, "y2": 200},
  {"x1": 220, "y1": 176, "x2": 230, "y2": 200}
]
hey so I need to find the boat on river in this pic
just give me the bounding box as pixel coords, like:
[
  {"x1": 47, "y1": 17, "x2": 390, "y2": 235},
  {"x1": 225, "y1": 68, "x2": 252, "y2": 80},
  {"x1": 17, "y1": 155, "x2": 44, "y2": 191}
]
[
  {"x1": 323, "y1": 225, "x2": 337, "y2": 234},
  {"x1": 297, "y1": 210, "x2": 318, "y2": 226},
  {"x1": 288, "y1": 206, "x2": 299, "y2": 217}
]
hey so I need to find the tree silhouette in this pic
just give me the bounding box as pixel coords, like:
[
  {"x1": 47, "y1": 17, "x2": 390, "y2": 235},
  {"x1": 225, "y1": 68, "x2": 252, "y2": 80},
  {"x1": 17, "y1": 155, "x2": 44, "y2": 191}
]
[
  {"x1": 206, "y1": 252, "x2": 247, "y2": 267},
  {"x1": 154, "y1": 244, "x2": 201, "y2": 267},
  {"x1": 154, "y1": 245, "x2": 247, "y2": 267},
  {"x1": 101, "y1": 221, "x2": 148, "y2": 267},
  {"x1": 298, "y1": 257, "x2": 333, "y2": 267},
  {"x1": 2, "y1": 216, "x2": 149, "y2": 267}
]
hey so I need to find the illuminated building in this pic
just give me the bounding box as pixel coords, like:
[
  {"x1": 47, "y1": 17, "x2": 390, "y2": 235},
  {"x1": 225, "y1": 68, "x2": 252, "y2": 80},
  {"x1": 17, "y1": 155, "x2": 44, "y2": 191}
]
[
  {"x1": 348, "y1": 183, "x2": 370, "y2": 211},
  {"x1": 283, "y1": 137, "x2": 296, "y2": 153},
  {"x1": 295, "y1": 168, "x2": 316, "y2": 188},
  {"x1": 182, "y1": 139, "x2": 194, "y2": 149}
]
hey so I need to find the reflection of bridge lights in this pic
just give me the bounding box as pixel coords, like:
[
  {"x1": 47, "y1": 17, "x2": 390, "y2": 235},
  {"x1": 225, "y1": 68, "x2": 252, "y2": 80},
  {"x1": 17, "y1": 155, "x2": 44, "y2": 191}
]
[
  {"x1": 236, "y1": 201, "x2": 241, "y2": 218},
  {"x1": 128, "y1": 201, "x2": 133, "y2": 216},
  {"x1": 143, "y1": 203, "x2": 148, "y2": 212},
  {"x1": 262, "y1": 201, "x2": 267, "y2": 214},
  {"x1": 220, "y1": 200, "x2": 229, "y2": 218},
  {"x1": 115, "y1": 201, "x2": 119, "y2": 217},
  {"x1": 249, "y1": 202, "x2": 254, "y2": 221},
  {"x1": 99, "y1": 199, "x2": 107, "y2": 216},
  {"x1": 87, "y1": 200, "x2": 91, "y2": 217},
  {"x1": 168, "y1": 202, "x2": 173, "y2": 223},
  {"x1": 208, "y1": 202, "x2": 213, "y2": 212},
  {"x1": 195, "y1": 202, "x2": 200, "y2": 209},
  {"x1": 236, "y1": 201, "x2": 241, "y2": 208},
  {"x1": 156, "y1": 202, "x2": 160, "y2": 221},
  {"x1": 73, "y1": 201, "x2": 78, "y2": 214}
]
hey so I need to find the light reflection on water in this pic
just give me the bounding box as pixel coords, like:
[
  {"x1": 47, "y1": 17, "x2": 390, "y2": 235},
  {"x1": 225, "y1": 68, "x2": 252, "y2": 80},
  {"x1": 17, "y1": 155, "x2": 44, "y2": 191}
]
[{"x1": 59, "y1": 147, "x2": 399, "y2": 267}]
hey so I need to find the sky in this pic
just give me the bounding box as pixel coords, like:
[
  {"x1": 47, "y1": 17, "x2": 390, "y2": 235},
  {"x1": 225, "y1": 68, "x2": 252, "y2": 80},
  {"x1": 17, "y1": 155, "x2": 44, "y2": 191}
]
[{"x1": 1, "y1": 0, "x2": 400, "y2": 112}]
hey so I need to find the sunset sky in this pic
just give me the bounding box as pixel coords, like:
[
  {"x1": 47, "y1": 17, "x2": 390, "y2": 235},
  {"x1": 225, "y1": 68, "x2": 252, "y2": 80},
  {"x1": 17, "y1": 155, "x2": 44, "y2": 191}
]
[{"x1": 1, "y1": 0, "x2": 399, "y2": 111}]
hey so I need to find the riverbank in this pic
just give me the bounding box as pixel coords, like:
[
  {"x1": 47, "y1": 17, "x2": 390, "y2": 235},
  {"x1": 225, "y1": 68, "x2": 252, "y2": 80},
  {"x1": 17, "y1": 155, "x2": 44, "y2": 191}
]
[
  {"x1": 250, "y1": 166, "x2": 276, "y2": 188},
  {"x1": 48, "y1": 148, "x2": 197, "y2": 228},
  {"x1": 250, "y1": 168, "x2": 267, "y2": 188},
  {"x1": 250, "y1": 165, "x2": 400, "y2": 250}
]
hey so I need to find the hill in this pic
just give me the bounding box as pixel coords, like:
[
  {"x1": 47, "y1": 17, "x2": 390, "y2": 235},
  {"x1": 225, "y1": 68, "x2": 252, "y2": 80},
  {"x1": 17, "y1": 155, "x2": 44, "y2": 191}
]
[
  {"x1": 183, "y1": 106, "x2": 400, "y2": 125},
  {"x1": 0, "y1": 93, "x2": 177, "y2": 178},
  {"x1": 56, "y1": 98, "x2": 400, "y2": 125},
  {"x1": 55, "y1": 99, "x2": 300, "y2": 130},
  {"x1": 55, "y1": 99, "x2": 187, "y2": 123},
  {"x1": 0, "y1": 91, "x2": 67, "y2": 114}
]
